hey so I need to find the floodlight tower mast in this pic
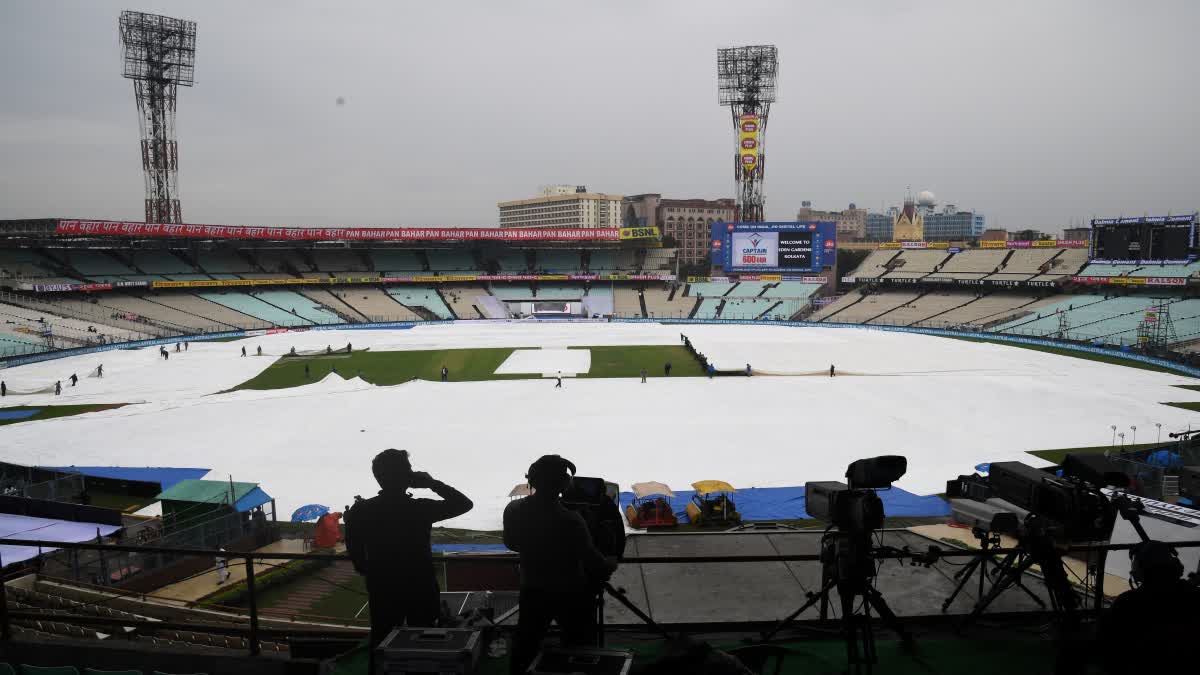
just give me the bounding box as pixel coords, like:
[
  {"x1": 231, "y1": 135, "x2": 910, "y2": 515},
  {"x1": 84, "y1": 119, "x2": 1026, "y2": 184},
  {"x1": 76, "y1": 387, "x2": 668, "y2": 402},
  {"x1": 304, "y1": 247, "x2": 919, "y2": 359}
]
[
  {"x1": 119, "y1": 10, "x2": 197, "y2": 224},
  {"x1": 717, "y1": 45, "x2": 777, "y2": 223}
]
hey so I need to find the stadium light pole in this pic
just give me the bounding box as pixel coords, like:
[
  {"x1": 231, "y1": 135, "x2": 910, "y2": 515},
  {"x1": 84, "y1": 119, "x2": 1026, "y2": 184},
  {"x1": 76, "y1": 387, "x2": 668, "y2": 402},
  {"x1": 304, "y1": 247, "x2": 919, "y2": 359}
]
[
  {"x1": 1130, "y1": 425, "x2": 1137, "y2": 445},
  {"x1": 1118, "y1": 432, "x2": 1125, "y2": 449},
  {"x1": 1156, "y1": 423, "x2": 1162, "y2": 443},
  {"x1": 1111, "y1": 425, "x2": 1117, "y2": 447}
]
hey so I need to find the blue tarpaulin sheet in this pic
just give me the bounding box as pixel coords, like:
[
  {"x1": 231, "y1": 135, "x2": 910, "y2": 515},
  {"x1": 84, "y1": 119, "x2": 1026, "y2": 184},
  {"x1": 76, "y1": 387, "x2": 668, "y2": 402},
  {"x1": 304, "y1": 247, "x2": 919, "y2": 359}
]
[
  {"x1": 43, "y1": 466, "x2": 210, "y2": 492},
  {"x1": 0, "y1": 410, "x2": 40, "y2": 421},
  {"x1": 234, "y1": 487, "x2": 274, "y2": 513},
  {"x1": 618, "y1": 485, "x2": 950, "y2": 524}
]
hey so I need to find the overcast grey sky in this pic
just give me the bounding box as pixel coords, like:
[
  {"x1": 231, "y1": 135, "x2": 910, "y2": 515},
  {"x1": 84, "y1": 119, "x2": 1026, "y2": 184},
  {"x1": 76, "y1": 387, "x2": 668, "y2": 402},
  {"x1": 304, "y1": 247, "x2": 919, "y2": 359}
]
[{"x1": 1, "y1": 1, "x2": 1197, "y2": 233}]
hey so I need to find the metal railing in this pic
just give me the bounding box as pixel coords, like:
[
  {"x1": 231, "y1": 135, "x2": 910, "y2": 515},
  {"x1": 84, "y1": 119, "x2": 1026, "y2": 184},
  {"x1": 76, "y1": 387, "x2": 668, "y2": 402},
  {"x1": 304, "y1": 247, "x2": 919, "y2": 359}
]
[{"x1": 4, "y1": 535, "x2": 1200, "y2": 658}]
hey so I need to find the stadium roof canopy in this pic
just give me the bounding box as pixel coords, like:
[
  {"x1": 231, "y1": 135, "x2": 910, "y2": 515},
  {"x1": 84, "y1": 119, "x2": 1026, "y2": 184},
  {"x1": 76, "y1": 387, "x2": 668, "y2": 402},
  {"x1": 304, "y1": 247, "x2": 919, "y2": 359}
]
[
  {"x1": 43, "y1": 466, "x2": 210, "y2": 492},
  {"x1": 155, "y1": 479, "x2": 273, "y2": 513},
  {"x1": 0, "y1": 513, "x2": 123, "y2": 566}
]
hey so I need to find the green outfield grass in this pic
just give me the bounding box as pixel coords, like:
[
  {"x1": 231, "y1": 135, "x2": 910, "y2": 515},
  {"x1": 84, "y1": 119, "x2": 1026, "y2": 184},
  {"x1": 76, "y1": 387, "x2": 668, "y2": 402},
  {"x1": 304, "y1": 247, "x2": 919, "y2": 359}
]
[
  {"x1": 233, "y1": 345, "x2": 706, "y2": 391},
  {"x1": 1027, "y1": 441, "x2": 1168, "y2": 464},
  {"x1": 573, "y1": 345, "x2": 706, "y2": 378},
  {"x1": 946, "y1": 335, "x2": 1193, "y2": 377},
  {"x1": 0, "y1": 403, "x2": 126, "y2": 426}
]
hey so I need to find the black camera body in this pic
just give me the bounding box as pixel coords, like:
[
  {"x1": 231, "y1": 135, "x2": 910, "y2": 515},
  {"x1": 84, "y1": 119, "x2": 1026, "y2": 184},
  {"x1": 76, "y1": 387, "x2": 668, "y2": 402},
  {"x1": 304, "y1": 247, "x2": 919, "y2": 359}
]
[
  {"x1": 805, "y1": 455, "x2": 907, "y2": 534},
  {"x1": 988, "y1": 462, "x2": 1113, "y2": 540},
  {"x1": 806, "y1": 482, "x2": 885, "y2": 533},
  {"x1": 562, "y1": 476, "x2": 626, "y2": 558}
]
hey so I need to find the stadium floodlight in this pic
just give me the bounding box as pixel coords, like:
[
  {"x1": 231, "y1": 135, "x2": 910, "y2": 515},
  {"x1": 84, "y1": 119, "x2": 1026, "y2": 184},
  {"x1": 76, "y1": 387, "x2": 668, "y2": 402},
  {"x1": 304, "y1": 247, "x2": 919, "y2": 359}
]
[
  {"x1": 1131, "y1": 425, "x2": 1137, "y2": 445},
  {"x1": 1111, "y1": 425, "x2": 1117, "y2": 447},
  {"x1": 1157, "y1": 423, "x2": 1162, "y2": 443},
  {"x1": 717, "y1": 45, "x2": 777, "y2": 223},
  {"x1": 1118, "y1": 432, "x2": 1125, "y2": 448},
  {"x1": 119, "y1": 10, "x2": 197, "y2": 224}
]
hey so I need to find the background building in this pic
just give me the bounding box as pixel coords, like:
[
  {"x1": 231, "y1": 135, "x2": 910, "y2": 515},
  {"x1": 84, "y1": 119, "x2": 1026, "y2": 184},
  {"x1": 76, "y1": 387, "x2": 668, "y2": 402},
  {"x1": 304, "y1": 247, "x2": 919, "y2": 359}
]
[
  {"x1": 797, "y1": 201, "x2": 867, "y2": 241},
  {"x1": 1063, "y1": 226, "x2": 1090, "y2": 241},
  {"x1": 981, "y1": 228, "x2": 1008, "y2": 242},
  {"x1": 862, "y1": 191, "x2": 984, "y2": 242},
  {"x1": 893, "y1": 196, "x2": 924, "y2": 241},
  {"x1": 499, "y1": 185, "x2": 623, "y2": 229},
  {"x1": 623, "y1": 194, "x2": 734, "y2": 265}
]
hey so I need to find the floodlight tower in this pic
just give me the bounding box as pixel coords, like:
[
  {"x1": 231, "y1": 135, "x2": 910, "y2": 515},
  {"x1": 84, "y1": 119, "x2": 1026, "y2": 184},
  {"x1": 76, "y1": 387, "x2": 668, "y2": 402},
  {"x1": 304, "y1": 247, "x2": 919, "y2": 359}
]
[
  {"x1": 119, "y1": 10, "x2": 197, "y2": 224},
  {"x1": 717, "y1": 45, "x2": 777, "y2": 223}
]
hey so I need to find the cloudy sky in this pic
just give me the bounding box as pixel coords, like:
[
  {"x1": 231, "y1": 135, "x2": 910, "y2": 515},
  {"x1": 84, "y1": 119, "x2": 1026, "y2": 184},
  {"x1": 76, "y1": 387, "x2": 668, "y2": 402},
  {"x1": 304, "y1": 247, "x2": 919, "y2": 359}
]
[{"x1": 1, "y1": 1, "x2": 1196, "y2": 233}]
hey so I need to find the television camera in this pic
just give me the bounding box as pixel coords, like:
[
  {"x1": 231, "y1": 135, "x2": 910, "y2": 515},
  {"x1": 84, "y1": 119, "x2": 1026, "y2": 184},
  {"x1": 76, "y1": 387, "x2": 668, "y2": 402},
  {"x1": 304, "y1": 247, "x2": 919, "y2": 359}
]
[
  {"x1": 945, "y1": 461, "x2": 1119, "y2": 630},
  {"x1": 763, "y1": 456, "x2": 912, "y2": 673}
]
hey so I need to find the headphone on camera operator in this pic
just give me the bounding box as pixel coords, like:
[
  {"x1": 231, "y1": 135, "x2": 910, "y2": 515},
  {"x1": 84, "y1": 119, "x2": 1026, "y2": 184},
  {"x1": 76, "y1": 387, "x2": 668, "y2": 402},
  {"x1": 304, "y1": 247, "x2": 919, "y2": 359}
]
[
  {"x1": 526, "y1": 455, "x2": 625, "y2": 560},
  {"x1": 1128, "y1": 540, "x2": 1186, "y2": 588}
]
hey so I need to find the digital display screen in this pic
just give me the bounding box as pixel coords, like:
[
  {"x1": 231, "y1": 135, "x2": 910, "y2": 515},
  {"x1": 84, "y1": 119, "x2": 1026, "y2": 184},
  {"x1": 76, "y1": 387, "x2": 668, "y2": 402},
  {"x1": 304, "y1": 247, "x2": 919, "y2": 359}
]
[{"x1": 711, "y1": 222, "x2": 836, "y2": 272}]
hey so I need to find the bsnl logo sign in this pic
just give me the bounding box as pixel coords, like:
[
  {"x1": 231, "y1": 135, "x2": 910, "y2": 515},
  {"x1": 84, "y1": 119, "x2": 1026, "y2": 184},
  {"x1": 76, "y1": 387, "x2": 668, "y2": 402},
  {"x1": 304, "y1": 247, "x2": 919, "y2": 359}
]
[{"x1": 741, "y1": 234, "x2": 770, "y2": 264}]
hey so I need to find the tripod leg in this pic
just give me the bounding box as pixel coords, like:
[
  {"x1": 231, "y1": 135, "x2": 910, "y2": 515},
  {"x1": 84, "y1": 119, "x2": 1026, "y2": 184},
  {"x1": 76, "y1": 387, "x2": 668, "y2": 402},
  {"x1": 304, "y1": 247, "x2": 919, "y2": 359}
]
[
  {"x1": 600, "y1": 582, "x2": 671, "y2": 641},
  {"x1": 941, "y1": 556, "x2": 983, "y2": 612},
  {"x1": 961, "y1": 555, "x2": 1038, "y2": 630},
  {"x1": 1010, "y1": 576, "x2": 1048, "y2": 608},
  {"x1": 864, "y1": 585, "x2": 914, "y2": 646},
  {"x1": 760, "y1": 577, "x2": 838, "y2": 643}
]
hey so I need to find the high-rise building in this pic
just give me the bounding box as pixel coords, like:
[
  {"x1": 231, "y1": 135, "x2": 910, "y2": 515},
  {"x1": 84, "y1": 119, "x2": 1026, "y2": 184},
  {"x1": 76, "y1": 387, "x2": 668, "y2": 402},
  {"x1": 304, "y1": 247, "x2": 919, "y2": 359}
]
[
  {"x1": 923, "y1": 209, "x2": 986, "y2": 241},
  {"x1": 498, "y1": 185, "x2": 623, "y2": 229},
  {"x1": 623, "y1": 194, "x2": 735, "y2": 265}
]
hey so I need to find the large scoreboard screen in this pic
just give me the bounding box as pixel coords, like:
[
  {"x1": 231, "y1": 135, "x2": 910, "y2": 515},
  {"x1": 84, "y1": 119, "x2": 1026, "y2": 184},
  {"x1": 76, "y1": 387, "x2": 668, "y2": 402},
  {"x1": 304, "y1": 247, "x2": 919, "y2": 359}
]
[
  {"x1": 711, "y1": 222, "x2": 836, "y2": 273},
  {"x1": 1090, "y1": 214, "x2": 1197, "y2": 262}
]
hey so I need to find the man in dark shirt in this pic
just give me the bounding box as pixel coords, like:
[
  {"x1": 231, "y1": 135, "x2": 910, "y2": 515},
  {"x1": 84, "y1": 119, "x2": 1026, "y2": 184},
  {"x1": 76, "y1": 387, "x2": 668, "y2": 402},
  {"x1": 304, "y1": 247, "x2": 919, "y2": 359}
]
[
  {"x1": 503, "y1": 455, "x2": 617, "y2": 675},
  {"x1": 1099, "y1": 541, "x2": 1200, "y2": 673},
  {"x1": 346, "y1": 449, "x2": 473, "y2": 653}
]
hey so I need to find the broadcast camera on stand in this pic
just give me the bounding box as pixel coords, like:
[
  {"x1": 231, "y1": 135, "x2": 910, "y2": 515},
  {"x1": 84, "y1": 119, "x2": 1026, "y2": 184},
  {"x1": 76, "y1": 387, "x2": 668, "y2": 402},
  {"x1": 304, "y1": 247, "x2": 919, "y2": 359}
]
[
  {"x1": 560, "y1": 475, "x2": 673, "y2": 644},
  {"x1": 945, "y1": 461, "x2": 1117, "y2": 631},
  {"x1": 762, "y1": 456, "x2": 912, "y2": 674}
]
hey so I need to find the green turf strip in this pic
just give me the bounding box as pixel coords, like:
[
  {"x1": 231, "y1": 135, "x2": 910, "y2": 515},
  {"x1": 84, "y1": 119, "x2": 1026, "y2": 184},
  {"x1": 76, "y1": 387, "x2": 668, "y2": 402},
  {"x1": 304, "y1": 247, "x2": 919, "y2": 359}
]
[{"x1": 233, "y1": 345, "x2": 705, "y2": 391}]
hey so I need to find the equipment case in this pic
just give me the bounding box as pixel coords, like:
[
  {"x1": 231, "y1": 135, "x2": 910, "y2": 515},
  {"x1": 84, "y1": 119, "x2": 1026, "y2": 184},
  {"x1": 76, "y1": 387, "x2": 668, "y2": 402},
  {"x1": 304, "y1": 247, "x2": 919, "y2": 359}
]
[
  {"x1": 528, "y1": 647, "x2": 633, "y2": 675},
  {"x1": 375, "y1": 627, "x2": 482, "y2": 674}
]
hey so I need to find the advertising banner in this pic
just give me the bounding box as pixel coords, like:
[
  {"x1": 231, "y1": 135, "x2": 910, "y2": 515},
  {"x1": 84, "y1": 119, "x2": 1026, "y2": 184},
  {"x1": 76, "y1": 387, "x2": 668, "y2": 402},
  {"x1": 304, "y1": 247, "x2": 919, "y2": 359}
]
[
  {"x1": 738, "y1": 114, "x2": 760, "y2": 173},
  {"x1": 1071, "y1": 276, "x2": 1188, "y2": 286},
  {"x1": 979, "y1": 240, "x2": 1007, "y2": 248},
  {"x1": 731, "y1": 230, "x2": 778, "y2": 267},
  {"x1": 878, "y1": 242, "x2": 902, "y2": 249},
  {"x1": 871, "y1": 276, "x2": 1059, "y2": 289},
  {"x1": 1032, "y1": 240, "x2": 1058, "y2": 247},
  {"x1": 55, "y1": 220, "x2": 621, "y2": 242},
  {"x1": 619, "y1": 226, "x2": 660, "y2": 240}
]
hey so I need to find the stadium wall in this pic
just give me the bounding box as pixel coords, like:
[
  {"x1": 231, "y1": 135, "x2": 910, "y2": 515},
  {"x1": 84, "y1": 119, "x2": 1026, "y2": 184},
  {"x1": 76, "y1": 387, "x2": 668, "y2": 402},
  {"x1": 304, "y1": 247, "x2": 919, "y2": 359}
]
[{"x1": 3, "y1": 318, "x2": 1198, "y2": 377}]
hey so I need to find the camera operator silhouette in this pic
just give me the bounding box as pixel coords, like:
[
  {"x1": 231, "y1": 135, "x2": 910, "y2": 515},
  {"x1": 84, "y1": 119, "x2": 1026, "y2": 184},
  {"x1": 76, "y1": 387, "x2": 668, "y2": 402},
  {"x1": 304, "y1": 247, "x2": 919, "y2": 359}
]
[
  {"x1": 1098, "y1": 540, "x2": 1200, "y2": 673},
  {"x1": 345, "y1": 449, "x2": 473, "y2": 654},
  {"x1": 503, "y1": 454, "x2": 619, "y2": 675}
]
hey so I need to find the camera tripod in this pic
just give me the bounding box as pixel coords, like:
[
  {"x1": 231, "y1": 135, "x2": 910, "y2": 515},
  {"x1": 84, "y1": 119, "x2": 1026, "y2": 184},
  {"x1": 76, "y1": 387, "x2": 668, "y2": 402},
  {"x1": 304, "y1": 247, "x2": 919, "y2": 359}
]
[
  {"x1": 941, "y1": 527, "x2": 1047, "y2": 613},
  {"x1": 959, "y1": 526, "x2": 1078, "y2": 631},
  {"x1": 761, "y1": 531, "x2": 913, "y2": 675}
]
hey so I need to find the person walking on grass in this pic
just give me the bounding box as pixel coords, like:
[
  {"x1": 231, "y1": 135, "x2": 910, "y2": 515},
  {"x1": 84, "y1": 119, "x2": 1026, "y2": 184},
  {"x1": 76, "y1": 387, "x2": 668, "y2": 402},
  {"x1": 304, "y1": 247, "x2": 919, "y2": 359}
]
[
  {"x1": 664, "y1": 362, "x2": 672, "y2": 377},
  {"x1": 555, "y1": 371, "x2": 563, "y2": 389},
  {"x1": 640, "y1": 368, "x2": 647, "y2": 384},
  {"x1": 441, "y1": 365, "x2": 448, "y2": 382}
]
